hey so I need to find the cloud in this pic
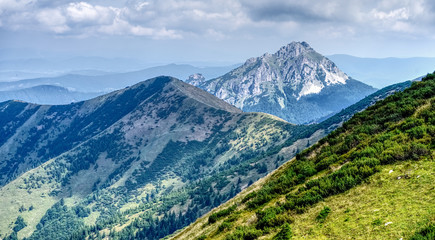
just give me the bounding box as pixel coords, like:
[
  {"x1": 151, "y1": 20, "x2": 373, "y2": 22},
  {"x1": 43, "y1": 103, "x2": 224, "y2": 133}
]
[
  {"x1": 372, "y1": 8, "x2": 409, "y2": 21},
  {"x1": 239, "y1": 0, "x2": 357, "y2": 23},
  {"x1": 36, "y1": 8, "x2": 69, "y2": 33},
  {"x1": 66, "y1": 2, "x2": 115, "y2": 24},
  {"x1": 240, "y1": 0, "x2": 435, "y2": 38},
  {"x1": 0, "y1": 0, "x2": 434, "y2": 41},
  {"x1": 0, "y1": 0, "x2": 35, "y2": 14},
  {"x1": 98, "y1": 16, "x2": 181, "y2": 39},
  {"x1": 121, "y1": 0, "x2": 248, "y2": 36}
]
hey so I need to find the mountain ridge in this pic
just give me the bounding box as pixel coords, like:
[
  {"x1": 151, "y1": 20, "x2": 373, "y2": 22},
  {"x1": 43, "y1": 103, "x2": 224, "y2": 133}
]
[{"x1": 0, "y1": 76, "x2": 314, "y2": 239}]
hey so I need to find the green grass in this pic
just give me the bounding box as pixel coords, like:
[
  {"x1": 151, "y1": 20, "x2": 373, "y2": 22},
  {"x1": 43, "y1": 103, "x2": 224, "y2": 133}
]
[
  {"x1": 289, "y1": 158, "x2": 434, "y2": 239},
  {"x1": 0, "y1": 160, "x2": 58, "y2": 239},
  {"x1": 170, "y1": 156, "x2": 434, "y2": 240}
]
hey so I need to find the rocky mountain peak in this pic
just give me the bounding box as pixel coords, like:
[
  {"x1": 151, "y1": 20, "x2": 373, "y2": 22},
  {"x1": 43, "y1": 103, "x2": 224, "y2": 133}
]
[
  {"x1": 274, "y1": 41, "x2": 313, "y2": 59},
  {"x1": 197, "y1": 41, "x2": 375, "y2": 124}
]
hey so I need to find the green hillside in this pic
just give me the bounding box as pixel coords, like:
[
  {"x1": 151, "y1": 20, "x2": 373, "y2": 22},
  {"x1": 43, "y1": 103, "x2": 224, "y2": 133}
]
[
  {"x1": 170, "y1": 73, "x2": 435, "y2": 240},
  {"x1": 0, "y1": 77, "x2": 319, "y2": 240}
]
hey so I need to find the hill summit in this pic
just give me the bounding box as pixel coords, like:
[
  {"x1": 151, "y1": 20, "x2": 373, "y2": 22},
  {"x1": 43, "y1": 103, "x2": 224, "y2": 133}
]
[{"x1": 0, "y1": 76, "x2": 316, "y2": 239}]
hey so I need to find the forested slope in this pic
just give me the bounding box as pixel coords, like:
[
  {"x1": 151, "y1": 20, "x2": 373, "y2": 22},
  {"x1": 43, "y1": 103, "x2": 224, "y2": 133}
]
[{"x1": 171, "y1": 73, "x2": 435, "y2": 240}]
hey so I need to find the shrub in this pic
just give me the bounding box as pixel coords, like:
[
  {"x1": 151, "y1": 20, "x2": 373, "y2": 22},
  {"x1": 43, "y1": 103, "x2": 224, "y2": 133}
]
[
  {"x1": 13, "y1": 216, "x2": 27, "y2": 232},
  {"x1": 316, "y1": 206, "x2": 331, "y2": 223},
  {"x1": 273, "y1": 223, "x2": 292, "y2": 240},
  {"x1": 218, "y1": 221, "x2": 233, "y2": 232},
  {"x1": 247, "y1": 191, "x2": 273, "y2": 209},
  {"x1": 225, "y1": 226, "x2": 263, "y2": 240},
  {"x1": 256, "y1": 207, "x2": 293, "y2": 230},
  {"x1": 242, "y1": 192, "x2": 257, "y2": 203},
  {"x1": 410, "y1": 143, "x2": 429, "y2": 159},
  {"x1": 196, "y1": 235, "x2": 207, "y2": 240},
  {"x1": 407, "y1": 126, "x2": 427, "y2": 139},
  {"x1": 209, "y1": 204, "x2": 237, "y2": 224},
  {"x1": 372, "y1": 219, "x2": 382, "y2": 226},
  {"x1": 409, "y1": 223, "x2": 435, "y2": 240},
  {"x1": 315, "y1": 154, "x2": 337, "y2": 171}
]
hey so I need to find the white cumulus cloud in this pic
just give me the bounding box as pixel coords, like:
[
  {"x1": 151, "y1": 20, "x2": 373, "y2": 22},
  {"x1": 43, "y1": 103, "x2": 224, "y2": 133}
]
[
  {"x1": 66, "y1": 2, "x2": 115, "y2": 24},
  {"x1": 36, "y1": 8, "x2": 70, "y2": 33},
  {"x1": 0, "y1": 0, "x2": 434, "y2": 40}
]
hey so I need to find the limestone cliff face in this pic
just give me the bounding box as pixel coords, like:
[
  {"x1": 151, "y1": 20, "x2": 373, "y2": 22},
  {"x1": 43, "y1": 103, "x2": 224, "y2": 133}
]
[{"x1": 195, "y1": 42, "x2": 376, "y2": 124}]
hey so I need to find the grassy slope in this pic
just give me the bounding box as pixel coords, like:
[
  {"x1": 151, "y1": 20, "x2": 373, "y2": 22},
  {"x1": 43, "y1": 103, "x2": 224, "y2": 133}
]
[
  {"x1": 86, "y1": 113, "x2": 317, "y2": 238},
  {"x1": 0, "y1": 159, "x2": 58, "y2": 239},
  {"x1": 290, "y1": 158, "x2": 434, "y2": 239},
  {"x1": 170, "y1": 158, "x2": 434, "y2": 240},
  {"x1": 170, "y1": 74, "x2": 435, "y2": 240},
  {"x1": 0, "y1": 110, "x2": 311, "y2": 239}
]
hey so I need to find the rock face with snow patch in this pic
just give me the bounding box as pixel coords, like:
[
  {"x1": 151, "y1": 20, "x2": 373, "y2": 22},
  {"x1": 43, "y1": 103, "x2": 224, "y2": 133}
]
[
  {"x1": 185, "y1": 73, "x2": 206, "y2": 86},
  {"x1": 195, "y1": 41, "x2": 376, "y2": 124}
]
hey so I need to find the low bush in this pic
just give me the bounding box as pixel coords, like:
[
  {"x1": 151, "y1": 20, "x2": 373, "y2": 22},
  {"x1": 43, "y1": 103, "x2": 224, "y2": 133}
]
[
  {"x1": 209, "y1": 204, "x2": 237, "y2": 224},
  {"x1": 316, "y1": 206, "x2": 331, "y2": 223}
]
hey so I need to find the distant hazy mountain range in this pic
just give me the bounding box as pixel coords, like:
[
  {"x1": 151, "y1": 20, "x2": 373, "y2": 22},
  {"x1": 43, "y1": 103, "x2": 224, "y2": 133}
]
[
  {"x1": 191, "y1": 42, "x2": 376, "y2": 124},
  {"x1": 0, "y1": 57, "x2": 154, "y2": 75},
  {"x1": 0, "y1": 85, "x2": 102, "y2": 105},
  {"x1": 328, "y1": 54, "x2": 435, "y2": 88},
  {"x1": 0, "y1": 63, "x2": 238, "y2": 105},
  {"x1": 0, "y1": 64, "x2": 237, "y2": 92}
]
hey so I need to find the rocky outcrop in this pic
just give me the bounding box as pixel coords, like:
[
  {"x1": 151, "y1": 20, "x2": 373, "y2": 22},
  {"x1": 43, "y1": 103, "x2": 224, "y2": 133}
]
[{"x1": 185, "y1": 73, "x2": 206, "y2": 86}]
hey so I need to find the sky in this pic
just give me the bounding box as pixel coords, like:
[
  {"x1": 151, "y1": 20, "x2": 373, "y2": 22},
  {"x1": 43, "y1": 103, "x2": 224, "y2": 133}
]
[{"x1": 1, "y1": 0, "x2": 435, "y2": 65}]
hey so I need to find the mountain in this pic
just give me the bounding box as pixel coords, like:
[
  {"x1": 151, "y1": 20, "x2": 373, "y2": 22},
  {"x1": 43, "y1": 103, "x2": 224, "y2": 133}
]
[
  {"x1": 0, "y1": 74, "x2": 416, "y2": 240},
  {"x1": 0, "y1": 64, "x2": 238, "y2": 103},
  {"x1": 0, "y1": 85, "x2": 102, "y2": 105},
  {"x1": 0, "y1": 56, "x2": 240, "y2": 79},
  {"x1": 328, "y1": 54, "x2": 435, "y2": 88},
  {"x1": 171, "y1": 73, "x2": 435, "y2": 240},
  {"x1": 0, "y1": 76, "x2": 321, "y2": 240},
  {"x1": 0, "y1": 57, "x2": 147, "y2": 75},
  {"x1": 72, "y1": 79, "x2": 413, "y2": 240},
  {"x1": 185, "y1": 73, "x2": 206, "y2": 86},
  {"x1": 79, "y1": 79, "x2": 412, "y2": 240},
  {"x1": 0, "y1": 71, "x2": 62, "y2": 82},
  {"x1": 194, "y1": 42, "x2": 376, "y2": 124}
]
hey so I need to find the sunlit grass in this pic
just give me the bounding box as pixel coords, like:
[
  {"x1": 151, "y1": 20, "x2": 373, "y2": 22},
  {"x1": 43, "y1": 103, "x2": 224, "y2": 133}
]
[{"x1": 290, "y1": 158, "x2": 434, "y2": 240}]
